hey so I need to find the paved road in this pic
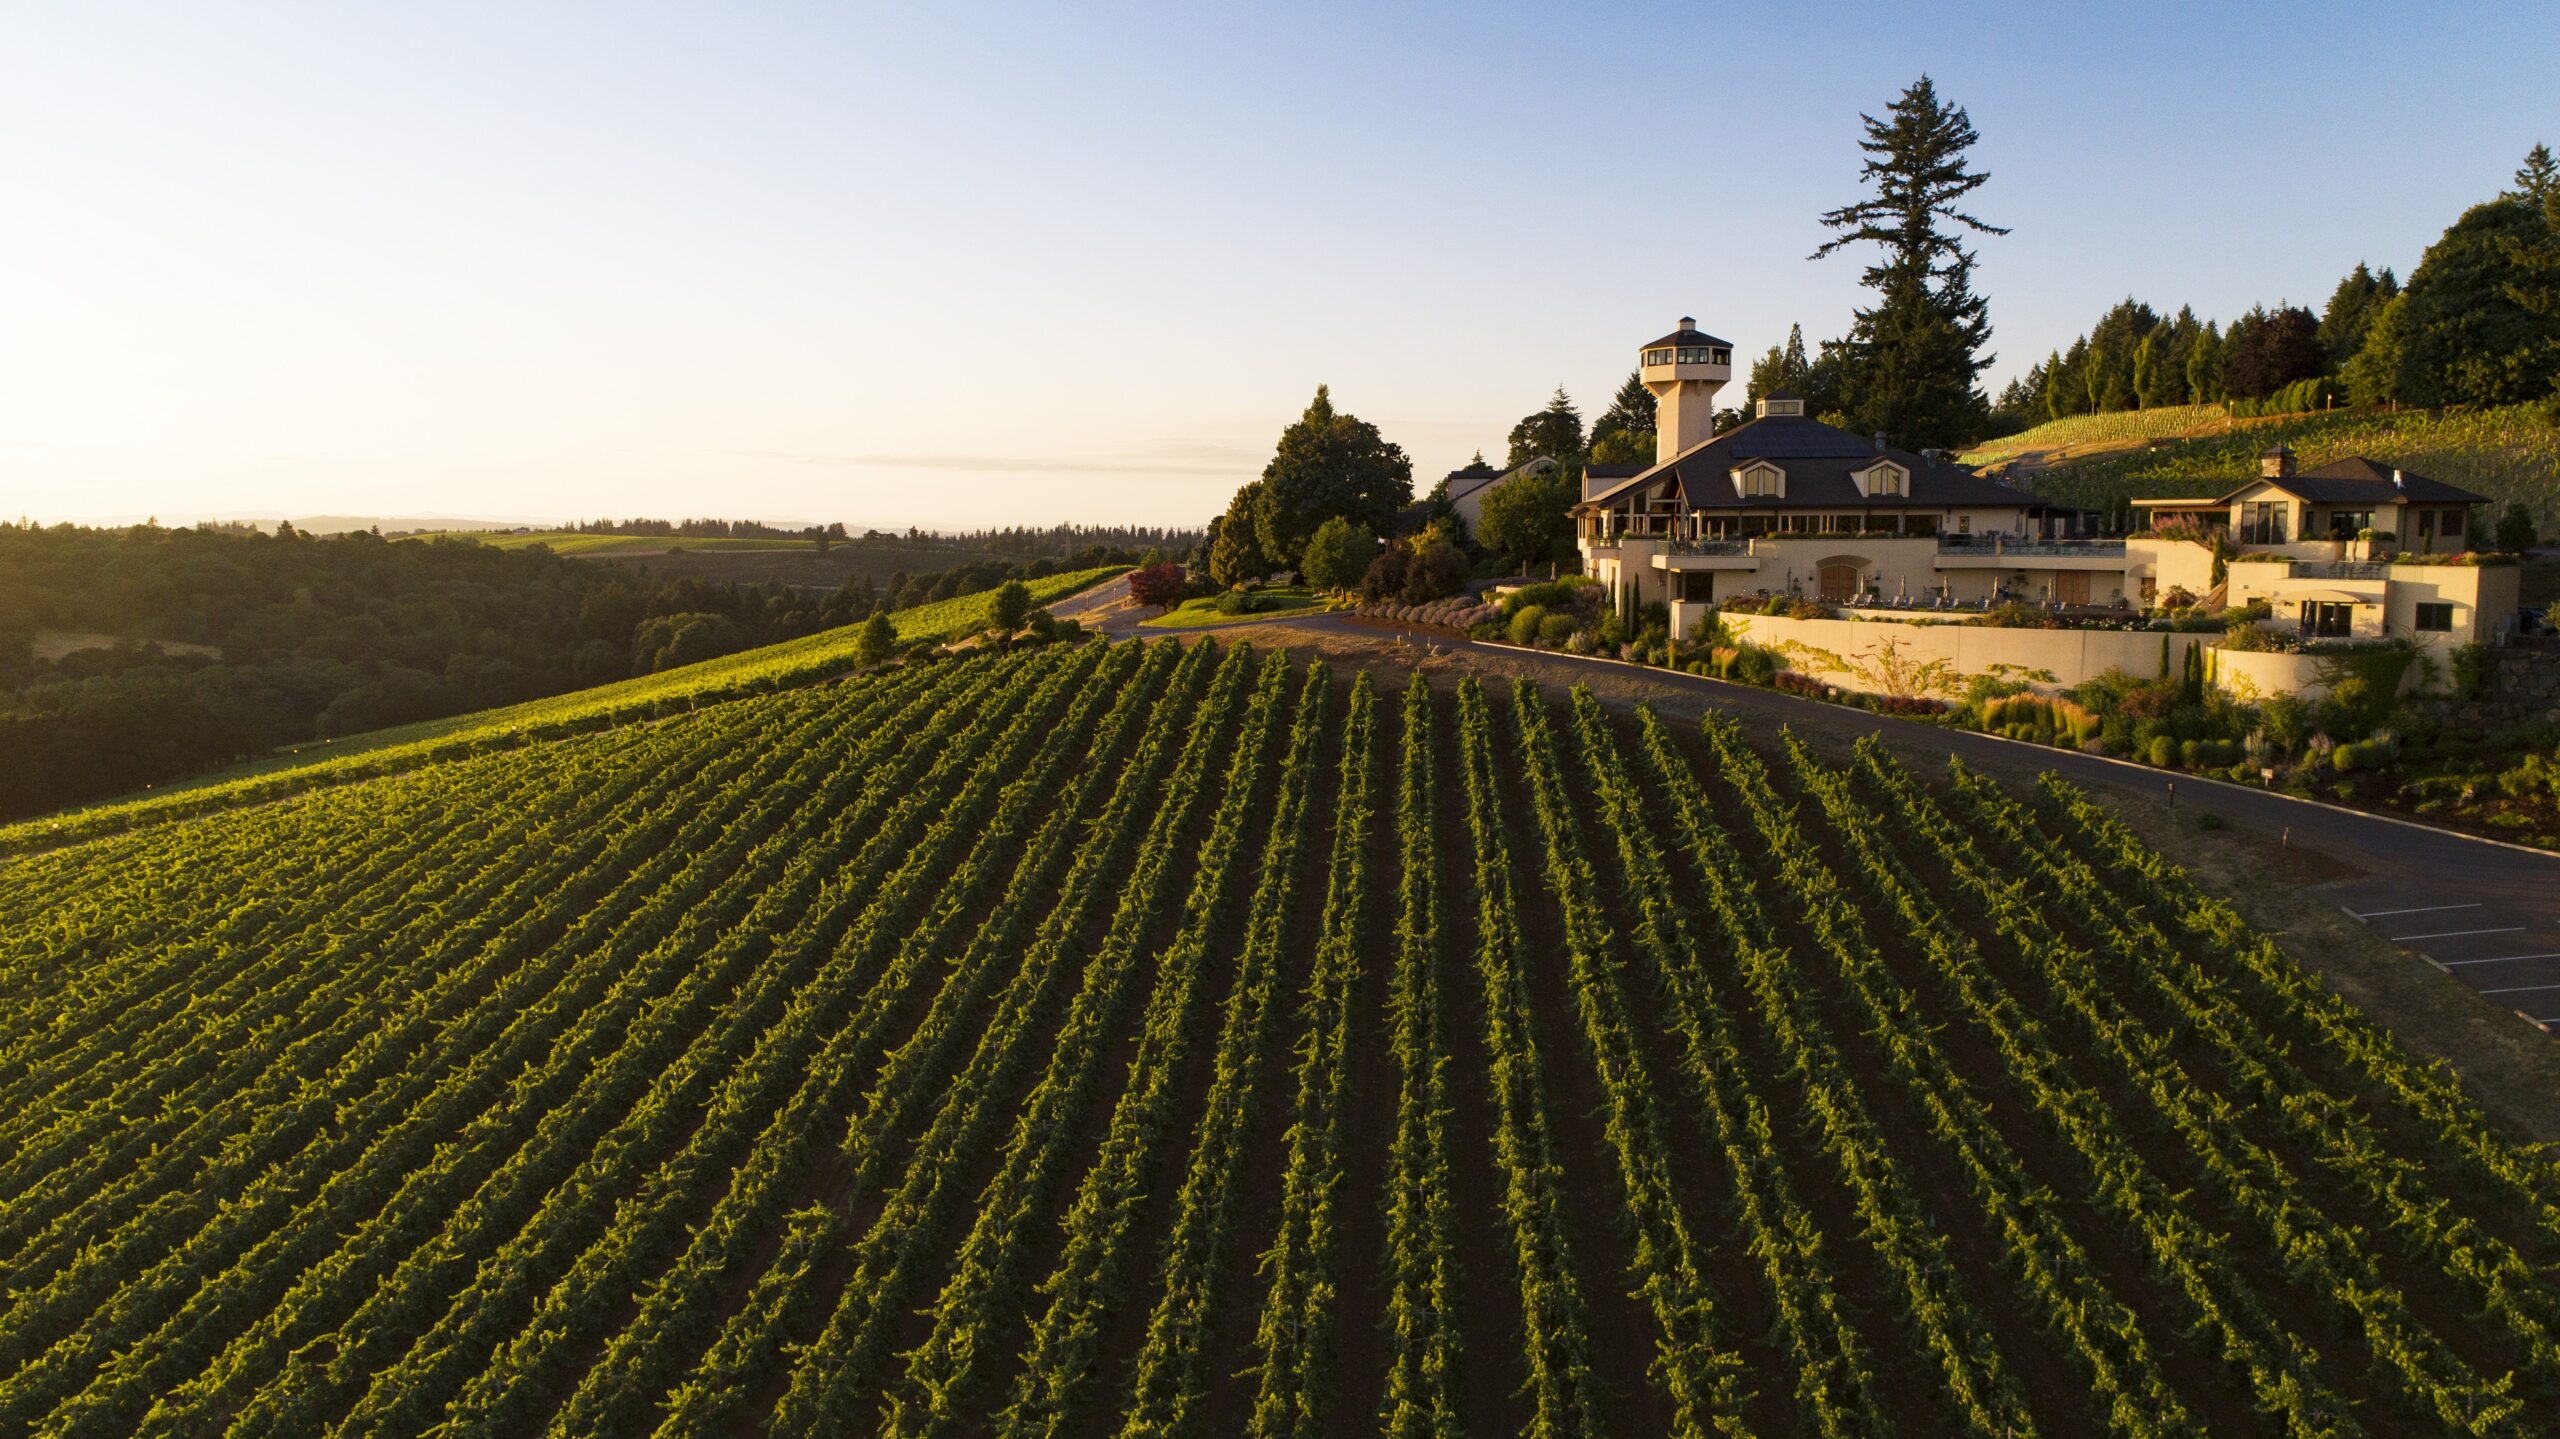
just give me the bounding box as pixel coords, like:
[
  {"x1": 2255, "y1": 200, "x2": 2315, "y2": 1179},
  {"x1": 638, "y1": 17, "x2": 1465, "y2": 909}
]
[{"x1": 1121, "y1": 606, "x2": 2560, "y2": 1029}]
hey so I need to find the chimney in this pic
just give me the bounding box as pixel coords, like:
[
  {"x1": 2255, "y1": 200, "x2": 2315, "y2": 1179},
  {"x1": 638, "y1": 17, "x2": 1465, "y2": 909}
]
[
  {"x1": 2260, "y1": 445, "x2": 2295, "y2": 480},
  {"x1": 1871, "y1": 431, "x2": 1887, "y2": 455},
  {"x1": 2392, "y1": 468, "x2": 2405, "y2": 491}
]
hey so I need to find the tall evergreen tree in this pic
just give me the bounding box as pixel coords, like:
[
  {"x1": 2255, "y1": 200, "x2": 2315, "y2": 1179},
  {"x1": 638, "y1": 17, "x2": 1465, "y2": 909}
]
[
  {"x1": 1588, "y1": 372, "x2": 1657, "y2": 449},
  {"x1": 2317, "y1": 262, "x2": 2399, "y2": 367},
  {"x1": 2046, "y1": 339, "x2": 2087, "y2": 419},
  {"x1": 1813, "y1": 75, "x2": 2007, "y2": 448},
  {"x1": 1504, "y1": 386, "x2": 1586, "y2": 469},
  {"x1": 2185, "y1": 321, "x2": 2224, "y2": 403}
]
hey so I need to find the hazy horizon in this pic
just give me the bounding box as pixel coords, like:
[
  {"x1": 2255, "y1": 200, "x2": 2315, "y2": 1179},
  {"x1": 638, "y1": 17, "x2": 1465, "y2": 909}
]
[{"x1": 6, "y1": 1, "x2": 2555, "y2": 531}]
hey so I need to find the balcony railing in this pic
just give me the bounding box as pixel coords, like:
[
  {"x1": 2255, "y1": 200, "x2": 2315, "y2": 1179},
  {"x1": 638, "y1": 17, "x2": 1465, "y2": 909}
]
[
  {"x1": 2290, "y1": 561, "x2": 2389, "y2": 581},
  {"x1": 1934, "y1": 537, "x2": 2127, "y2": 557},
  {"x1": 1663, "y1": 538, "x2": 1756, "y2": 556}
]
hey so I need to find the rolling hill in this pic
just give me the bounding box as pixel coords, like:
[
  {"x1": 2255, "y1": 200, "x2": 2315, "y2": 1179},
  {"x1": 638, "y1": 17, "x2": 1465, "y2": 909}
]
[
  {"x1": 1964, "y1": 401, "x2": 2560, "y2": 532},
  {"x1": 6, "y1": 631, "x2": 2558, "y2": 1435},
  {"x1": 0, "y1": 565, "x2": 1122, "y2": 854}
]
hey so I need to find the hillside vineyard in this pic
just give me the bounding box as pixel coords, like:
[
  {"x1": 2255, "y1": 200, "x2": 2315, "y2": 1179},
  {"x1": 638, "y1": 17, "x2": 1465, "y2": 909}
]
[{"x1": 6, "y1": 640, "x2": 2559, "y2": 1437}]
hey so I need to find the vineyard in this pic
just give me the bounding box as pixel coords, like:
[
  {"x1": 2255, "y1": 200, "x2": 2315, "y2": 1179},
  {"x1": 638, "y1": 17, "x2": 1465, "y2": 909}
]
[
  {"x1": 1963, "y1": 401, "x2": 2560, "y2": 532},
  {"x1": 9, "y1": 635, "x2": 2560, "y2": 1436}
]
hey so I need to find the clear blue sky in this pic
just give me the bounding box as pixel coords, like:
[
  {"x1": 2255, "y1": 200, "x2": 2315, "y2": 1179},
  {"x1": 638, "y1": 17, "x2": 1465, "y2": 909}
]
[{"x1": 5, "y1": 2, "x2": 2553, "y2": 530}]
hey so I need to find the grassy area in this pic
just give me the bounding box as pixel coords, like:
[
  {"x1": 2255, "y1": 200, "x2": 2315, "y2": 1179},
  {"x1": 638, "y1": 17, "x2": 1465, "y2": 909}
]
[
  {"x1": 1959, "y1": 403, "x2": 2236, "y2": 467},
  {"x1": 1137, "y1": 586, "x2": 1336, "y2": 628},
  {"x1": 0, "y1": 565, "x2": 1125, "y2": 853},
  {"x1": 1973, "y1": 402, "x2": 2560, "y2": 532},
  {"x1": 406, "y1": 531, "x2": 818, "y2": 554}
]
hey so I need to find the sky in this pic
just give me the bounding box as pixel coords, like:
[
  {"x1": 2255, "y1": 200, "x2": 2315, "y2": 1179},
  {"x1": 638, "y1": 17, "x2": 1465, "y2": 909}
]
[{"x1": 4, "y1": 2, "x2": 2556, "y2": 532}]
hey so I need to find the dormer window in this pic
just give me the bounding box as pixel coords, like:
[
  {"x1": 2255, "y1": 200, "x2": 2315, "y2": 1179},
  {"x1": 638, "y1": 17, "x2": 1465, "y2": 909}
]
[
  {"x1": 1854, "y1": 461, "x2": 1907, "y2": 498},
  {"x1": 1732, "y1": 461, "x2": 1785, "y2": 499}
]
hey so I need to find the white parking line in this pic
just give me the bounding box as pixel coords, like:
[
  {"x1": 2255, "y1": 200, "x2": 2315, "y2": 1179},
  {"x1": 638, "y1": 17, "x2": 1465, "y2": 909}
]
[
  {"x1": 2442, "y1": 952, "x2": 2560, "y2": 968},
  {"x1": 2392, "y1": 926, "x2": 2527, "y2": 942},
  {"x1": 2351, "y1": 902, "x2": 2482, "y2": 919},
  {"x1": 2476, "y1": 982, "x2": 2560, "y2": 996}
]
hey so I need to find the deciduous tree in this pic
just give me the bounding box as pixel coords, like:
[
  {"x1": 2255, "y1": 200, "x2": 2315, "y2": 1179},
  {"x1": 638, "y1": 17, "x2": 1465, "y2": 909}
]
[
  {"x1": 1475, "y1": 465, "x2": 1578, "y2": 571},
  {"x1": 1299, "y1": 516, "x2": 1377, "y2": 591},
  {"x1": 1251, "y1": 385, "x2": 1413, "y2": 568}
]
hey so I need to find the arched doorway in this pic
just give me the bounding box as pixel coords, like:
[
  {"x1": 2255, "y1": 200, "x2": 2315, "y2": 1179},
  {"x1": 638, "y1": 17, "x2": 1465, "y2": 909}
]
[{"x1": 1817, "y1": 561, "x2": 1862, "y2": 603}]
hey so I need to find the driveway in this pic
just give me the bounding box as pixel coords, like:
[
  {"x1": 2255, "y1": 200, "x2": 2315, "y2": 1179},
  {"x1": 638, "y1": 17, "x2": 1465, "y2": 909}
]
[{"x1": 1161, "y1": 609, "x2": 2560, "y2": 1031}]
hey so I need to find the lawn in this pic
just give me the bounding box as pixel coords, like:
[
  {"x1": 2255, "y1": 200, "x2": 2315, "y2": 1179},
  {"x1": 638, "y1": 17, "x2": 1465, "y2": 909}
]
[{"x1": 1137, "y1": 585, "x2": 1336, "y2": 628}]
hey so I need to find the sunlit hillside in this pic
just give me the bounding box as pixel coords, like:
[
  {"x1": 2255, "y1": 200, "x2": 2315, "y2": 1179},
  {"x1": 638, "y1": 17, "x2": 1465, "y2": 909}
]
[{"x1": 1965, "y1": 402, "x2": 2560, "y2": 530}]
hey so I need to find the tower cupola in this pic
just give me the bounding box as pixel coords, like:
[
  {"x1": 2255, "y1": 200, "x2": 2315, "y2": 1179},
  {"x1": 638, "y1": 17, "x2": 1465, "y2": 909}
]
[{"x1": 1639, "y1": 315, "x2": 1732, "y2": 465}]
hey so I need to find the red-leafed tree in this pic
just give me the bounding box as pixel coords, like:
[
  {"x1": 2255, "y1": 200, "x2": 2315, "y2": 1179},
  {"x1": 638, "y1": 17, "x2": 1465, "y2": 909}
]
[{"x1": 1127, "y1": 562, "x2": 1189, "y2": 612}]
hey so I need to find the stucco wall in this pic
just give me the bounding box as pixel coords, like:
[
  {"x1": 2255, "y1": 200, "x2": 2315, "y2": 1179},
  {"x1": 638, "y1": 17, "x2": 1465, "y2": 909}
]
[
  {"x1": 2209, "y1": 647, "x2": 2430, "y2": 704},
  {"x1": 1719, "y1": 612, "x2": 2212, "y2": 698}
]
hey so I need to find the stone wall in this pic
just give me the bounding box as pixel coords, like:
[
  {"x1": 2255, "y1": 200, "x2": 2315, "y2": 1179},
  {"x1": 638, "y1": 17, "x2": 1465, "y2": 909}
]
[{"x1": 2400, "y1": 646, "x2": 2560, "y2": 735}]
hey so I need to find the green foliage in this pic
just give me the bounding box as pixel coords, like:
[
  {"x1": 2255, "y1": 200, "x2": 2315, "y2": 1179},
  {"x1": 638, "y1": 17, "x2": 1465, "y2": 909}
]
[
  {"x1": 2494, "y1": 502, "x2": 2540, "y2": 551},
  {"x1": 1250, "y1": 386, "x2": 1415, "y2": 569},
  {"x1": 2395, "y1": 195, "x2": 2560, "y2": 408},
  {"x1": 856, "y1": 611, "x2": 899, "y2": 667},
  {"x1": 1475, "y1": 465, "x2": 1579, "y2": 571},
  {"x1": 1589, "y1": 370, "x2": 1658, "y2": 454},
  {"x1": 4, "y1": 643, "x2": 2554, "y2": 1435},
  {"x1": 990, "y1": 579, "x2": 1034, "y2": 634},
  {"x1": 1299, "y1": 516, "x2": 1377, "y2": 592},
  {"x1": 1506, "y1": 387, "x2": 1586, "y2": 470},
  {"x1": 1210, "y1": 482, "x2": 1274, "y2": 587},
  {"x1": 1815, "y1": 75, "x2": 2006, "y2": 449}
]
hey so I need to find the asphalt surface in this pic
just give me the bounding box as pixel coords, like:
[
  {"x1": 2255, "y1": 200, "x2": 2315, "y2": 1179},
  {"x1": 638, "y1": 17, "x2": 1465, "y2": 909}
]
[{"x1": 1085, "y1": 577, "x2": 2560, "y2": 1032}]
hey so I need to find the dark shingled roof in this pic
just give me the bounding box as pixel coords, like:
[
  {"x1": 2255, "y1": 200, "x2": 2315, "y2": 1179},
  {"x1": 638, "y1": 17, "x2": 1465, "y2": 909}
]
[
  {"x1": 1579, "y1": 412, "x2": 2035, "y2": 511},
  {"x1": 2220, "y1": 456, "x2": 2489, "y2": 507},
  {"x1": 1643, "y1": 324, "x2": 1733, "y2": 349}
]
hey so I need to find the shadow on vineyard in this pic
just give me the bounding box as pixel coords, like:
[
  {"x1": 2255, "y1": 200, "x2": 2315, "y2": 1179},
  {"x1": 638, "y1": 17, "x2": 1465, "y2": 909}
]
[{"x1": 6, "y1": 636, "x2": 2557, "y2": 1437}]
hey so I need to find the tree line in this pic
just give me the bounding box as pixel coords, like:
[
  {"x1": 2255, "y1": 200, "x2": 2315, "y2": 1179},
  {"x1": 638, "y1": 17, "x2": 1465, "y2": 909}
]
[
  {"x1": 0, "y1": 522, "x2": 1129, "y2": 819},
  {"x1": 2002, "y1": 146, "x2": 2559, "y2": 427}
]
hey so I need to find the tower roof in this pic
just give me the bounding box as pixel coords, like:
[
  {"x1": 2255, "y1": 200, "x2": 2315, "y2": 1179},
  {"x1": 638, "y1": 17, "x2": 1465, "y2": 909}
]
[{"x1": 1643, "y1": 317, "x2": 1731, "y2": 349}]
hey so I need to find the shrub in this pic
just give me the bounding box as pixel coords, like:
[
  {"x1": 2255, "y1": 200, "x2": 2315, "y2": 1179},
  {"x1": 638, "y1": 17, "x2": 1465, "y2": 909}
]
[
  {"x1": 1506, "y1": 605, "x2": 1548, "y2": 646},
  {"x1": 1500, "y1": 578, "x2": 1597, "y2": 619},
  {"x1": 1537, "y1": 613, "x2": 1577, "y2": 647},
  {"x1": 1400, "y1": 538, "x2": 1470, "y2": 604},
  {"x1": 1127, "y1": 562, "x2": 1190, "y2": 612},
  {"x1": 2149, "y1": 735, "x2": 2178, "y2": 767},
  {"x1": 1722, "y1": 644, "x2": 1782, "y2": 685}
]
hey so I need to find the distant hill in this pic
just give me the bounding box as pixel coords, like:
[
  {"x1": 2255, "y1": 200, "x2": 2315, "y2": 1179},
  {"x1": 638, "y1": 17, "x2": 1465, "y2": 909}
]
[
  {"x1": 1963, "y1": 401, "x2": 2560, "y2": 532},
  {"x1": 0, "y1": 564, "x2": 1125, "y2": 852}
]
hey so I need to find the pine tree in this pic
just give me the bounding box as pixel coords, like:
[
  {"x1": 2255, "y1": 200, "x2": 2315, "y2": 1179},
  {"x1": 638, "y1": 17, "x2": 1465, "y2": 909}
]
[
  {"x1": 2516, "y1": 143, "x2": 2558, "y2": 206},
  {"x1": 1505, "y1": 387, "x2": 1586, "y2": 469},
  {"x1": 1589, "y1": 372, "x2": 1657, "y2": 448},
  {"x1": 2185, "y1": 322, "x2": 2224, "y2": 403},
  {"x1": 2318, "y1": 262, "x2": 2399, "y2": 367},
  {"x1": 1814, "y1": 75, "x2": 2007, "y2": 448}
]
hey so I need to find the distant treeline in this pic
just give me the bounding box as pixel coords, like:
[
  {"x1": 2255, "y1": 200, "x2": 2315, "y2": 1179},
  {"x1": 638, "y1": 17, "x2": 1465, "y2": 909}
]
[
  {"x1": 551, "y1": 517, "x2": 1204, "y2": 555},
  {"x1": 0, "y1": 522, "x2": 1145, "y2": 819}
]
